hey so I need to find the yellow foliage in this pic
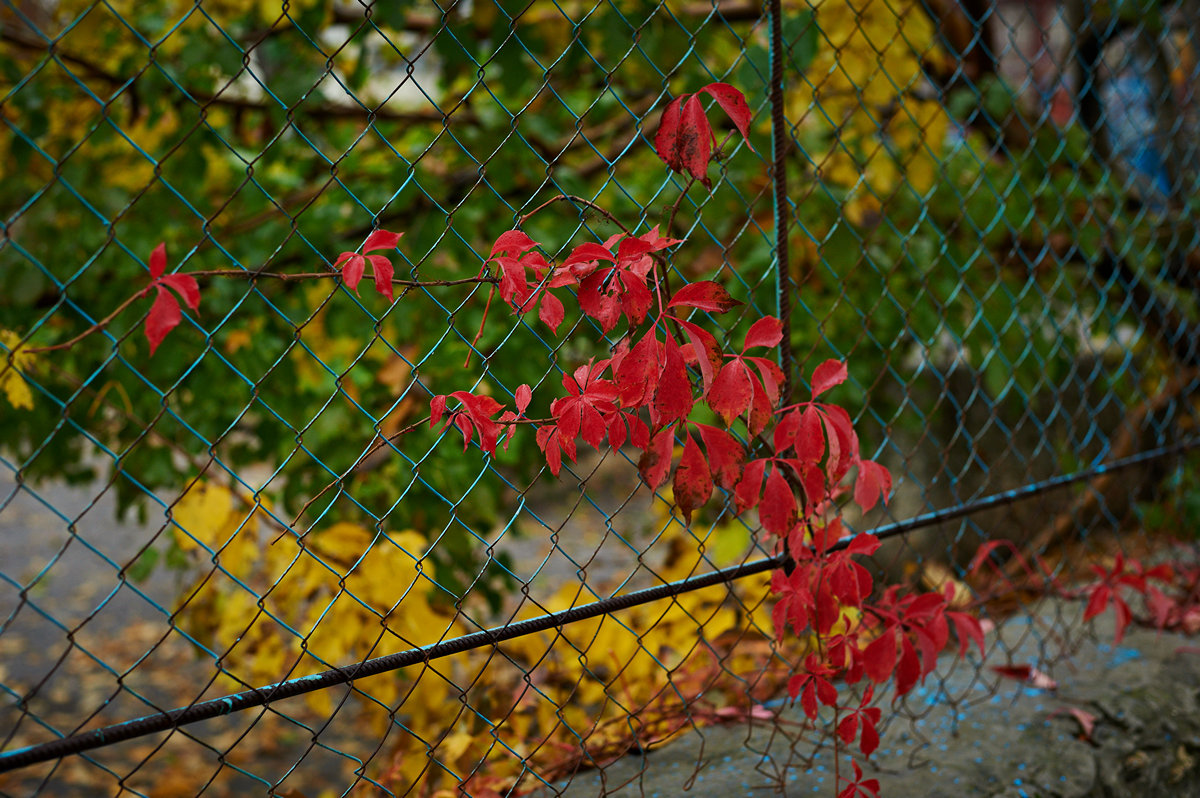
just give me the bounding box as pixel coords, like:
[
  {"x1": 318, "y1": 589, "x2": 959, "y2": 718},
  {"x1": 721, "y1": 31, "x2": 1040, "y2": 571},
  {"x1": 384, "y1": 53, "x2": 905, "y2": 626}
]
[
  {"x1": 0, "y1": 330, "x2": 35, "y2": 411},
  {"x1": 790, "y1": 0, "x2": 951, "y2": 223},
  {"x1": 170, "y1": 479, "x2": 802, "y2": 796}
]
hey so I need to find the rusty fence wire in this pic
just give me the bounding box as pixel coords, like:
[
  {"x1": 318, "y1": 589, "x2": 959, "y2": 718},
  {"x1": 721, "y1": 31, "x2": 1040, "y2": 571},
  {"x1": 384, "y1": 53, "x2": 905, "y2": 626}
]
[{"x1": 1, "y1": 0, "x2": 1198, "y2": 795}]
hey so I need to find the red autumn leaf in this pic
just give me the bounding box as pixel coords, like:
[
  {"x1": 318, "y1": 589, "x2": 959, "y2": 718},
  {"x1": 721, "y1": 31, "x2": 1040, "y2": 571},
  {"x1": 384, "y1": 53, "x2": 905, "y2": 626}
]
[
  {"x1": 991, "y1": 664, "x2": 1060, "y2": 689},
  {"x1": 838, "y1": 761, "x2": 880, "y2": 798},
  {"x1": 820, "y1": 404, "x2": 860, "y2": 481},
  {"x1": 429, "y1": 395, "x2": 448, "y2": 428},
  {"x1": 947, "y1": 611, "x2": 986, "y2": 658},
  {"x1": 1111, "y1": 593, "x2": 1133, "y2": 644},
  {"x1": 863, "y1": 627, "x2": 897, "y2": 684},
  {"x1": 551, "y1": 360, "x2": 617, "y2": 450},
  {"x1": 675, "y1": 318, "x2": 722, "y2": 395},
  {"x1": 708, "y1": 360, "x2": 754, "y2": 426},
  {"x1": 696, "y1": 423, "x2": 745, "y2": 490},
  {"x1": 143, "y1": 243, "x2": 202, "y2": 354},
  {"x1": 698, "y1": 82, "x2": 756, "y2": 147},
  {"x1": 489, "y1": 229, "x2": 539, "y2": 257},
  {"x1": 666, "y1": 280, "x2": 741, "y2": 313},
  {"x1": 1084, "y1": 583, "x2": 1111, "y2": 622},
  {"x1": 859, "y1": 708, "x2": 881, "y2": 756},
  {"x1": 367, "y1": 254, "x2": 395, "y2": 302},
  {"x1": 145, "y1": 285, "x2": 182, "y2": 355},
  {"x1": 854, "y1": 459, "x2": 892, "y2": 512},
  {"x1": 514, "y1": 384, "x2": 532, "y2": 415},
  {"x1": 536, "y1": 425, "x2": 577, "y2": 476},
  {"x1": 538, "y1": 290, "x2": 565, "y2": 332},
  {"x1": 733, "y1": 457, "x2": 767, "y2": 514},
  {"x1": 759, "y1": 464, "x2": 797, "y2": 537},
  {"x1": 743, "y1": 316, "x2": 783, "y2": 349},
  {"x1": 638, "y1": 426, "x2": 675, "y2": 489},
  {"x1": 363, "y1": 229, "x2": 403, "y2": 253},
  {"x1": 837, "y1": 714, "x2": 859, "y2": 746},
  {"x1": 811, "y1": 358, "x2": 848, "y2": 398},
  {"x1": 614, "y1": 330, "x2": 660, "y2": 408},
  {"x1": 673, "y1": 433, "x2": 713, "y2": 522},
  {"x1": 894, "y1": 635, "x2": 921, "y2": 696},
  {"x1": 561, "y1": 241, "x2": 616, "y2": 275},
  {"x1": 792, "y1": 405, "x2": 825, "y2": 462},
  {"x1": 433, "y1": 390, "x2": 505, "y2": 454},
  {"x1": 149, "y1": 242, "x2": 168, "y2": 278},
  {"x1": 652, "y1": 335, "x2": 693, "y2": 426},
  {"x1": 335, "y1": 252, "x2": 366, "y2": 293},
  {"x1": 158, "y1": 274, "x2": 201, "y2": 311},
  {"x1": 843, "y1": 531, "x2": 882, "y2": 557},
  {"x1": 334, "y1": 229, "x2": 403, "y2": 302},
  {"x1": 654, "y1": 93, "x2": 713, "y2": 185}
]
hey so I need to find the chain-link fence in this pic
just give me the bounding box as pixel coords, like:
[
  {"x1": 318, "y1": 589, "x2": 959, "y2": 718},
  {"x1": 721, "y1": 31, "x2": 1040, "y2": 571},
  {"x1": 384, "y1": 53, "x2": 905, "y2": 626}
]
[{"x1": 1, "y1": 0, "x2": 1198, "y2": 795}]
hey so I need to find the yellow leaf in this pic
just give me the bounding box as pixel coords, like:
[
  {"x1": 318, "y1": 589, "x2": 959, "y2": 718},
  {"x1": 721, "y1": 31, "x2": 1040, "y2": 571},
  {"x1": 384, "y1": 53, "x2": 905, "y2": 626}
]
[
  {"x1": 0, "y1": 330, "x2": 35, "y2": 411},
  {"x1": 173, "y1": 483, "x2": 235, "y2": 552}
]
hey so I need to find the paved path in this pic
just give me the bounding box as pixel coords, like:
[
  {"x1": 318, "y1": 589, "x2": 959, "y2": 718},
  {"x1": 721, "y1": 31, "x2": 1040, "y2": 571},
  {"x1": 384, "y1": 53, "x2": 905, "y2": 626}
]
[{"x1": 539, "y1": 598, "x2": 1200, "y2": 797}]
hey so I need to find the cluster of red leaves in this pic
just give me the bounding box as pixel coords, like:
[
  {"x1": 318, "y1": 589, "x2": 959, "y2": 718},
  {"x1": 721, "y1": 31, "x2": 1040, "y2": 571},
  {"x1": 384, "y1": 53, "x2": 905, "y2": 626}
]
[
  {"x1": 143, "y1": 243, "x2": 201, "y2": 354},
  {"x1": 654, "y1": 82, "x2": 755, "y2": 187},
  {"x1": 968, "y1": 540, "x2": 1194, "y2": 645},
  {"x1": 334, "y1": 229, "x2": 403, "y2": 303},
  {"x1": 415, "y1": 83, "x2": 994, "y2": 797}
]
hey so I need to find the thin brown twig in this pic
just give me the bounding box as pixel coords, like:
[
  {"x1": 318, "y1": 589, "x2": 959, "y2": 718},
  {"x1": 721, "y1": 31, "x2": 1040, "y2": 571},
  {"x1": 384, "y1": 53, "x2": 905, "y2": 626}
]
[
  {"x1": 27, "y1": 292, "x2": 146, "y2": 354},
  {"x1": 517, "y1": 194, "x2": 632, "y2": 235},
  {"x1": 464, "y1": 285, "x2": 497, "y2": 370},
  {"x1": 25, "y1": 270, "x2": 498, "y2": 355}
]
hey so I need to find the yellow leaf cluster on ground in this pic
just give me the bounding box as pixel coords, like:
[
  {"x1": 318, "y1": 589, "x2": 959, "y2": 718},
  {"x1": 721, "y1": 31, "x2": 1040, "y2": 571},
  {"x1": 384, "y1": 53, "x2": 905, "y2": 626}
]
[
  {"x1": 172, "y1": 481, "x2": 460, "y2": 728},
  {"x1": 0, "y1": 330, "x2": 36, "y2": 410},
  {"x1": 170, "y1": 482, "x2": 833, "y2": 796},
  {"x1": 793, "y1": 0, "x2": 952, "y2": 224}
]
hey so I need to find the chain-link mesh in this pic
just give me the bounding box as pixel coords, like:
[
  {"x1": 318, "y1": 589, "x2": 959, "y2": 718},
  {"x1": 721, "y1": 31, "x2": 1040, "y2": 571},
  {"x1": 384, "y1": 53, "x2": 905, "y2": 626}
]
[{"x1": 1, "y1": 0, "x2": 1197, "y2": 795}]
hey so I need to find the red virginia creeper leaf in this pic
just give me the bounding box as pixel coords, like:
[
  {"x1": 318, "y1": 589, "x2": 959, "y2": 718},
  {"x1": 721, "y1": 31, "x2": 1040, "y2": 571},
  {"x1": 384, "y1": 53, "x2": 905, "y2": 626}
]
[
  {"x1": 666, "y1": 281, "x2": 741, "y2": 313},
  {"x1": 947, "y1": 611, "x2": 986, "y2": 658},
  {"x1": 698, "y1": 82, "x2": 756, "y2": 148},
  {"x1": 149, "y1": 242, "x2": 168, "y2": 279},
  {"x1": 696, "y1": 423, "x2": 745, "y2": 490},
  {"x1": 653, "y1": 335, "x2": 693, "y2": 426},
  {"x1": 734, "y1": 457, "x2": 767, "y2": 514},
  {"x1": 708, "y1": 361, "x2": 753, "y2": 426},
  {"x1": 430, "y1": 395, "x2": 447, "y2": 428},
  {"x1": 366, "y1": 254, "x2": 395, "y2": 302},
  {"x1": 1084, "y1": 584, "x2": 1111, "y2": 622},
  {"x1": 615, "y1": 331, "x2": 660, "y2": 409},
  {"x1": 159, "y1": 273, "x2": 201, "y2": 311},
  {"x1": 759, "y1": 465, "x2": 797, "y2": 537},
  {"x1": 854, "y1": 459, "x2": 892, "y2": 512},
  {"x1": 145, "y1": 285, "x2": 182, "y2": 355},
  {"x1": 538, "y1": 290, "x2": 565, "y2": 332},
  {"x1": 811, "y1": 359, "x2": 848, "y2": 398},
  {"x1": 654, "y1": 94, "x2": 714, "y2": 185},
  {"x1": 743, "y1": 316, "x2": 783, "y2": 350},
  {"x1": 863, "y1": 628, "x2": 897, "y2": 684},
  {"x1": 514, "y1": 384, "x2": 532, "y2": 415},
  {"x1": 335, "y1": 251, "x2": 366, "y2": 294},
  {"x1": 895, "y1": 635, "x2": 921, "y2": 696},
  {"x1": 675, "y1": 318, "x2": 722, "y2": 396},
  {"x1": 674, "y1": 433, "x2": 713, "y2": 522},
  {"x1": 490, "y1": 229, "x2": 539, "y2": 257},
  {"x1": 363, "y1": 229, "x2": 403, "y2": 253},
  {"x1": 639, "y1": 427, "x2": 675, "y2": 489}
]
